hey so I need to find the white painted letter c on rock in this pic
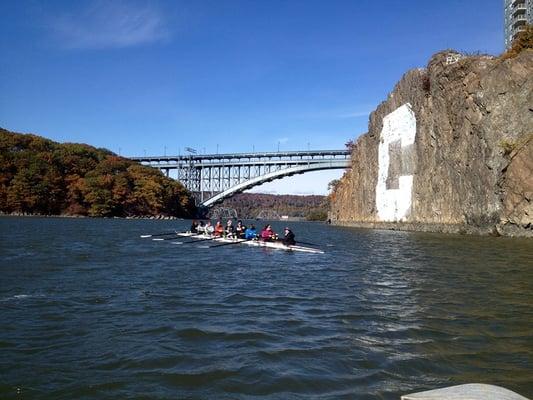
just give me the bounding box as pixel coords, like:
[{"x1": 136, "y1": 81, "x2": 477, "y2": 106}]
[{"x1": 375, "y1": 103, "x2": 416, "y2": 222}]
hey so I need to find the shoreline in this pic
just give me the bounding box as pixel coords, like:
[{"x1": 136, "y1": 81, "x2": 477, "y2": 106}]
[
  {"x1": 332, "y1": 220, "x2": 533, "y2": 238},
  {"x1": 0, "y1": 212, "x2": 183, "y2": 220},
  {"x1": 0, "y1": 212, "x2": 324, "y2": 223},
  {"x1": 4, "y1": 213, "x2": 531, "y2": 238}
]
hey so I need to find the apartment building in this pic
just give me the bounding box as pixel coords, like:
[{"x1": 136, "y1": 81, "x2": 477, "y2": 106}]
[{"x1": 504, "y1": 0, "x2": 533, "y2": 49}]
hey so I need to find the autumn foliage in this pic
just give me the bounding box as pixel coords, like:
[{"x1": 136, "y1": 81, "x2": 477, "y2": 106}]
[
  {"x1": 218, "y1": 192, "x2": 328, "y2": 220},
  {"x1": 0, "y1": 128, "x2": 196, "y2": 217},
  {"x1": 501, "y1": 24, "x2": 533, "y2": 60}
]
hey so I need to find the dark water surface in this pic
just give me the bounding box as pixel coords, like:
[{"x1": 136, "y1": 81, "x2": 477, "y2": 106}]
[{"x1": 1, "y1": 217, "x2": 532, "y2": 400}]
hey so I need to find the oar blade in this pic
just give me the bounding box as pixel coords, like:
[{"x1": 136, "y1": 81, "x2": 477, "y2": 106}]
[{"x1": 141, "y1": 231, "x2": 190, "y2": 239}]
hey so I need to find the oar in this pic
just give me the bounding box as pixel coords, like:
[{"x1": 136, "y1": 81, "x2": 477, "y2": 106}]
[
  {"x1": 293, "y1": 239, "x2": 333, "y2": 247},
  {"x1": 172, "y1": 235, "x2": 221, "y2": 244},
  {"x1": 295, "y1": 240, "x2": 320, "y2": 247},
  {"x1": 153, "y1": 232, "x2": 203, "y2": 241},
  {"x1": 208, "y1": 238, "x2": 252, "y2": 248},
  {"x1": 140, "y1": 231, "x2": 183, "y2": 238}
]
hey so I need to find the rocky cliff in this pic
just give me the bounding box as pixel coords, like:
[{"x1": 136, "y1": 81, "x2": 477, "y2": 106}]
[{"x1": 330, "y1": 49, "x2": 533, "y2": 237}]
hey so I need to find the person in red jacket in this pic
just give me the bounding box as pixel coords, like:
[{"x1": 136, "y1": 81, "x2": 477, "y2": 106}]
[
  {"x1": 214, "y1": 221, "x2": 224, "y2": 237},
  {"x1": 260, "y1": 224, "x2": 277, "y2": 241}
]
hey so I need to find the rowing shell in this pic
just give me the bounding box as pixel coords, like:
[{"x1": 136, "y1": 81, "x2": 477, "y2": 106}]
[{"x1": 177, "y1": 232, "x2": 324, "y2": 254}]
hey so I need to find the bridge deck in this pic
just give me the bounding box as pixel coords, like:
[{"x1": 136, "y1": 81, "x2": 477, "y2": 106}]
[{"x1": 130, "y1": 149, "x2": 350, "y2": 163}]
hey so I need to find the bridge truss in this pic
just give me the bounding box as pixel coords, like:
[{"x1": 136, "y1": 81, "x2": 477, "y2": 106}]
[{"x1": 130, "y1": 150, "x2": 350, "y2": 207}]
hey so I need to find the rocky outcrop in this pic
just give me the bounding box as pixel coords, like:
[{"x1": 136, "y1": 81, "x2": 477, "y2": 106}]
[
  {"x1": 330, "y1": 50, "x2": 533, "y2": 237},
  {"x1": 499, "y1": 134, "x2": 533, "y2": 235}
]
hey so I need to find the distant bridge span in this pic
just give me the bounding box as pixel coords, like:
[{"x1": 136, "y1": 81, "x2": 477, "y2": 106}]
[{"x1": 129, "y1": 150, "x2": 351, "y2": 207}]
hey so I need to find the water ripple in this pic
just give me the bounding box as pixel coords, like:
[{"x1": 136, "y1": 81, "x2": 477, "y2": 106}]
[{"x1": 0, "y1": 217, "x2": 532, "y2": 399}]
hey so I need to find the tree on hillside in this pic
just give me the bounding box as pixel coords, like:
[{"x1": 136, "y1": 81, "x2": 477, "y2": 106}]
[
  {"x1": 502, "y1": 24, "x2": 533, "y2": 59},
  {"x1": 0, "y1": 128, "x2": 196, "y2": 217}
]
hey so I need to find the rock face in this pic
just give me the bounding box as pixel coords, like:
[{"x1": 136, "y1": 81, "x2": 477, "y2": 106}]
[{"x1": 330, "y1": 50, "x2": 533, "y2": 237}]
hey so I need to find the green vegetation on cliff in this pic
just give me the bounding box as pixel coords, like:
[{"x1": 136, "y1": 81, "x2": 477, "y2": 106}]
[
  {"x1": 502, "y1": 24, "x2": 533, "y2": 60},
  {"x1": 0, "y1": 128, "x2": 196, "y2": 217}
]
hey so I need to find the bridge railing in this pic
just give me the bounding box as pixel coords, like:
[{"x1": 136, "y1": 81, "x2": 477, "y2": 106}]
[{"x1": 129, "y1": 149, "x2": 350, "y2": 164}]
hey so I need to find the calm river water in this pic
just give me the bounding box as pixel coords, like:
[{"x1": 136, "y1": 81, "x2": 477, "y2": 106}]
[{"x1": 1, "y1": 217, "x2": 532, "y2": 399}]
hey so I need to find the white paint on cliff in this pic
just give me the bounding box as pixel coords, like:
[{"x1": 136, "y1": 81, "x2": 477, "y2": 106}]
[{"x1": 376, "y1": 103, "x2": 416, "y2": 221}]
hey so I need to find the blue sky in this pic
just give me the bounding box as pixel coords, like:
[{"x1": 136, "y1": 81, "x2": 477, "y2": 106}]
[{"x1": 0, "y1": 0, "x2": 504, "y2": 194}]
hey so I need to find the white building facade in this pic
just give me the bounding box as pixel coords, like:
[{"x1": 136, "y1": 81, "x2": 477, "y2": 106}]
[{"x1": 504, "y1": 0, "x2": 532, "y2": 49}]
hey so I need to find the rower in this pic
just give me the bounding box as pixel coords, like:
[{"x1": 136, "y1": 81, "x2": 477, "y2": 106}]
[
  {"x1": 244, "y1": 224, "x2": 257, "y2": 239},
  {"x1": 190, "y1": 220, "x2": 199, "y2": 233},
  {"x1": 197, "y1": 221, "x2": 205, "y2": 233},
  {"x1": 235, "y1": 220, "x2": 246, "y2": 238},
  {"x1": 260, "y1": 224, "x2": 277, "y2": 241},
  {"x1": 282, "y1": 227, "x2": 296, "y2": 246},
  {"x1": 214, "y1": 221, "x2": 224, "y2": 237},
  {"x1": 225, "y1": 219, "x2": 235, "y2": 238},
  {"x1": 204, "y1": 221, "x2": 214, "y2": 235}
]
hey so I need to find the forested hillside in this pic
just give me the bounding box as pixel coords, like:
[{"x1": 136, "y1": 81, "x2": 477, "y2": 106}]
[
  {"x1": 218, "y1": 192, "x2": 328, "y2": 220},
  {"x1": 0, "y1": 128, "x2": 196, "y2": 217}
]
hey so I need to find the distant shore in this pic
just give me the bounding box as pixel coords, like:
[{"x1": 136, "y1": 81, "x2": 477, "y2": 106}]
[{"x1": 0, "y1": 212, "x2": 328, "y2": 222}]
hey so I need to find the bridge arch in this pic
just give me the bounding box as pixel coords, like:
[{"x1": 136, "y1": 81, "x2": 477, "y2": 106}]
[
  {"x1": 130, "y1": 149, "x2": 351, "y2": 207},
  {"x1": 201, "y1": 160, "x2": 349, "y2": 207}
]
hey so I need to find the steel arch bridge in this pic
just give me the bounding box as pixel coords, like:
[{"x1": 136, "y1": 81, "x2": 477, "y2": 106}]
[{"x1": 129, "y1": 150, "x2": 351, "y2": 207}]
